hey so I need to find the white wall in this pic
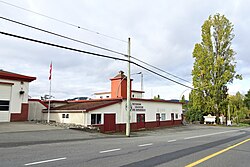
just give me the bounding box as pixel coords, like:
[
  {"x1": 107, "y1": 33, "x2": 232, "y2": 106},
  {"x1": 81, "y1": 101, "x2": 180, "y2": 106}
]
[
  {"x1": 132, "y1": 92, "x2": 143, "y2": 98},
  {"x1": 43, "y1": 111, "x2": 86, "y2": 126},
  {"x1": 94, "y1": 93, "x2": 111, "y2": 99},
  {"x1": 41, "y1": 100, "x2": 182, "y2": 126},
  {"x1": 0, "y1": 79, "x2": 29, "y2": 114},
  {"x1": 121, "y1": 100, "x2": 182, "y2": 123},
  {"x1": 87, "y1": 103, "x2": 121, "y2": 125}
]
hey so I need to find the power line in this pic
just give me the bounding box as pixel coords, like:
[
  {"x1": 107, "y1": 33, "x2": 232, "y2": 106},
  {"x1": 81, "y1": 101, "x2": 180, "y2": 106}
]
[
  {"x1": 0, "y1": 16, "x2": 127, "y2": 57},
  {"x1": 0, "y1": 0, "x2": 127, "y2": 43},
  {"x1": 0, "y1": 16, "x2": 193, "y2": 84},
  {"x1": 131, "y1": 56, "x2": 192, "y2": 84},
  {"x1": 0, "y1": 31, "x2": 126, "y2": 61},
  {"x1": 0, "y1": 30, "x2": 194, "y2": 90}
]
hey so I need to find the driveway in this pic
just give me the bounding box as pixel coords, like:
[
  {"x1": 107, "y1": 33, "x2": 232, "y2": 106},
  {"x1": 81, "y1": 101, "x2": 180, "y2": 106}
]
[
  {"x1": 0, "y1": 121, "x2": 108, "y2": 148},
  {"x1": 0, "y1": 121, "x2": 62, "y2": 133}
]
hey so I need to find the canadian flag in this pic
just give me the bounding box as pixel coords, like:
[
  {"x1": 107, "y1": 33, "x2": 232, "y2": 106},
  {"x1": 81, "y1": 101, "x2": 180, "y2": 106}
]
[{"x1": 49, "y1": 62, "x2": 52, "y2": 80}]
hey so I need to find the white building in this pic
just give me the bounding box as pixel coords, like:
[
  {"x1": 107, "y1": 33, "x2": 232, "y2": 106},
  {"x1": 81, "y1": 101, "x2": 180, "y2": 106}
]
[
  {"x1": 0, "y1": 70, "x2": 36, "y2": 122},
  {"x1": 39, "y1": 71, "x2": 183, "y2": 132}
]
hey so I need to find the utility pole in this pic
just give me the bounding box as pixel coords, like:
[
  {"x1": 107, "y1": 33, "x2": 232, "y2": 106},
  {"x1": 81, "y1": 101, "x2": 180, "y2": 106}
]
[
  {"x1": 141, "y1": 73, "x2": 143, "y2": 91},
  {"x1": 126, "y1": 37, "x2": 131, "y2": 137}
]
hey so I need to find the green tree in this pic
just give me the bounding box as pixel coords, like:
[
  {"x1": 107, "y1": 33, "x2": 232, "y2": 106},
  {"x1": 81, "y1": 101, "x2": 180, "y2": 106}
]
[
  {"x1": 180, "y1": 95, "x2": 188, "y2": 112},
  {"x1": 153, "y1": 94, "x2": 161, "y2": 100},
  {"x1": 244, "y1": 89, "x2": 250, "y2": 110},
  {"x1": 190, "y1": 14, "x2": 241, "y2": 117},
  {"x1": 228, "y1": 92, "x2": 248, "y2": 123}
]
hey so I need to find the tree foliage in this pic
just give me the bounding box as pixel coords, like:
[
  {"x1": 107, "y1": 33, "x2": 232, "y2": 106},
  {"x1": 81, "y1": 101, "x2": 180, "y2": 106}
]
[
  {"x1": 244, "y1": 89, "x2": 250, "y2": 110},
  {"x1": 190, "y1": 14, "x2": 241, "y2": 117},
  {"x1": 228, "y1": 92, "x2": 249, "y2": 123}
]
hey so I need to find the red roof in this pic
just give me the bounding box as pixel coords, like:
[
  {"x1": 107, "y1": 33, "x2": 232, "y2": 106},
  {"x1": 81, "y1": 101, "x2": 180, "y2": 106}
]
[
  {"x1": 44, "y1": 99, "x2": 122, "y2": 112},
  {"x1": 0, "y1": 70, "x2": 36, "y2": 82},
  {"x1": 28, "y1": 99, "x2": 48, "y2": 108}
]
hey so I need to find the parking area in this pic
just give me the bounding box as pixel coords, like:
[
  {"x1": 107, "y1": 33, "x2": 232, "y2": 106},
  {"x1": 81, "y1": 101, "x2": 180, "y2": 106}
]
[
  {"x1": 0, "y1": 122, "x2": 108, "y2": 148},
  {"x1": 0, "y1": 121, "x2": 62, "y2": 133}
]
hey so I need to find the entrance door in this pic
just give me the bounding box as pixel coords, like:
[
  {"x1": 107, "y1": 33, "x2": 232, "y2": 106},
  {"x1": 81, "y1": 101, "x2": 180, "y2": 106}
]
[
  {"x1": 171, "y1": 113, "x2": 174, "y2": 125},
  {"x1": 104, "y1": 114, "x2": 116, "y2": 132},
  {"x1": 137, "y1": 114, "x2": 145, "y2": 129},
  {"x1": 156, "y1": 113, "x2": 160, "y2": 127}
]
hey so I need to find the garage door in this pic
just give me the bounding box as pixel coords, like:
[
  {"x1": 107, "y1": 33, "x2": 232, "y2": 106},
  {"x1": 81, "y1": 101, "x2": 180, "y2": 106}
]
[{"x1": 0, "y1": 84, "x2": 11, "y2": 122}]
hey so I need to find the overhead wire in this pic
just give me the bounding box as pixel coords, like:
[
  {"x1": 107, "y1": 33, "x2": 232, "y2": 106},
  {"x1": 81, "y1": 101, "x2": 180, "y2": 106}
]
[
  {"x1": 0, "y1": 16, "x2": 127, "y2": 57},
  {"x1": 0, "y1": 16, "x2": 192, "y2": 84},
  {"x1": 0, "y1": 0, "x2": 127, "y2": 43},
  {"x1": 0, "y1": 31, "x2": 194, "y2": 90},
  {"x1": 131, "y1": 56, "x2": 191, "y2": 84}
]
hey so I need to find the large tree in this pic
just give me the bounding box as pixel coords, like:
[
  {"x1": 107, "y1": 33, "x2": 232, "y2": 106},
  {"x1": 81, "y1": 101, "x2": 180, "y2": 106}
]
[
  {"x1": 190, "y1": 14, "x2": 241, "y2": 117},
  {"x1": 244, "y1": 89, "x2": 250, "y2": 110}
]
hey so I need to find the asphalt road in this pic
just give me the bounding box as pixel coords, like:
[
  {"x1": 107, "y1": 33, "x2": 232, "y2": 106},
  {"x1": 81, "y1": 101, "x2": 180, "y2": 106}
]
[{"x1": 0, "y1": 125, "x2": 249, "y2": 167}]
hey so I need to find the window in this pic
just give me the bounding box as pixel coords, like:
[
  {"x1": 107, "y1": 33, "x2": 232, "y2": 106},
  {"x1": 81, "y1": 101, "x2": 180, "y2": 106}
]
[
  {"x1": 161, "y1": 113, "x2": 166, "y2": 121},
  {"x1": 0, "y1": 100, "x2": 10, "y2": 111},
  {"x1": 62, "y1": 114, "x2": 69, "y2": 119},
  {"x1": 175, "y1": 113, "x2": 178, "y2": 119},
  {"x1": 91, "y1": 114, "x2": 101, "y2": 124},
  {"x1": 106, "y1": 96, "x2": 110, "y2": 98}
]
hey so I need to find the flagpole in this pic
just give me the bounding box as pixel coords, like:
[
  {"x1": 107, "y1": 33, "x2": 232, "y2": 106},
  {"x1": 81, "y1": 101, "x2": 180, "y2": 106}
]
[
  {"x1": 47, "y1": 78, "x2": 51, "y2": 123},
  {"x1": 47, "y1": 62, "x2": 52, "y2": 123}
]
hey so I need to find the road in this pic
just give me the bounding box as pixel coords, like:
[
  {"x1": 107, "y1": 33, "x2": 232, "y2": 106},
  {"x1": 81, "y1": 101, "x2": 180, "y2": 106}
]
[{"x1": 0, "y1": 125, "x2": 249, "y2": 167}]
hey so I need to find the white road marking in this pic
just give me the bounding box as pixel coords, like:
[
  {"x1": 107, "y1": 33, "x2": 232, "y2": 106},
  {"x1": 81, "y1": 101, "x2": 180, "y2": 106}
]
[
  {"x1": 24, "y1": 157, "x2": 67, "y2": 166},
  {"x1": 184, "y1": 129, "x2": 240, "y2": 140},
  {"x1": 138, "y1": 143, "x2": 153, "y2": 147},
  {"x1": 99, "y1": 148, "x2": 121, "y2": 154},
  {"x1": 168, "y1": 139, "x2": 177, "y2": 142}
]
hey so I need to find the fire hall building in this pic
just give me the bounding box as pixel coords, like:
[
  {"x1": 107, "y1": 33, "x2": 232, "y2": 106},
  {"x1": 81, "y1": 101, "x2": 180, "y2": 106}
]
[
  {"x1": 0, "y1": 70, "x2": 36, "y2": 122},
  {"x1": 39, "y1": 71, "x2": 183, "y2": 132}
]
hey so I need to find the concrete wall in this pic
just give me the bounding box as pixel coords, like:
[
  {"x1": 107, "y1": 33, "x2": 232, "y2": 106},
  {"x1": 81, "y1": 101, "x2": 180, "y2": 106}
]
[{"x1": 28, "y1": 100, "x2": 47, "y2": 121}]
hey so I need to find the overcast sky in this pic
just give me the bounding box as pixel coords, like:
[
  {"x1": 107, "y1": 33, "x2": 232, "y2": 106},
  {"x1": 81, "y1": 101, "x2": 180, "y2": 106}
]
[{"x1": 1, "y1": 0, "x2": 249, "y2": 100}]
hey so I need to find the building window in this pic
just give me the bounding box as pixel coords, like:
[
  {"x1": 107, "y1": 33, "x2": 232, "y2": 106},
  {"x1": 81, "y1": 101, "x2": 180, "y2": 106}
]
[
  {"x1": 91, "y1": 114, "x2": 101, "y2": 124},
  {"x1": 175, "y1": 113, "x2": 178, "y2": 119},
  {"x1": 62, "y1": 114, "x2": 69, "y2": 119},
  {"x1": 106, "y1": 96, "x2": 110, "y2": 98},
  {"x1": 0, "y1": 100, "x2": 10, "y2": 111},
  {"x1": 161, "y1": 113, "x2": 166, "y2": 121}
]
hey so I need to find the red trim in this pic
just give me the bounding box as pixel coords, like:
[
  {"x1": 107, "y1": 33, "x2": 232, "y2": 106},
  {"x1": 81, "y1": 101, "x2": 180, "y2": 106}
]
[
  {"x1": 44, "y1": 100, "x2": 68, "y2": 103},
  {"x1": 93, "y1": 120, "x2": 182, "y2": 133},
  {"x1": 68, "y1": 98, "x2": 122, "y2": 103},
  {"x1": 28, "y1": 99, "x2": 48, "y2": 108},
  {"x1": 94, "y1": 92, "x2": 111, "y2": 95},
  {"x1": 0, "y1": 70, "x2": 36, "y2": 82},
  {"x1": 42, "y1": 110, "x2": 85, "y2": 113},
  {"x1": 0, "y1": 82, "x2": 14, "y2": 85},
  {"x1": 10, "y1": 103, "x2": 29, "y2": 121}
]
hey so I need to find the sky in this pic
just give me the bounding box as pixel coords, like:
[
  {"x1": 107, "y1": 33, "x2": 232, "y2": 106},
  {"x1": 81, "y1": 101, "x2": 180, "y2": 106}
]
[{"x1": 0, "y1": 0, "x2": 250, "y2": 100}]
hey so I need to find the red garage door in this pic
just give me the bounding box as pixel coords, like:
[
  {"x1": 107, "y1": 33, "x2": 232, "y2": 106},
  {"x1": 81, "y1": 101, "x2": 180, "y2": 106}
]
[{"x1": 104, "y1": 114, "x2": 116, "y2": 132}]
